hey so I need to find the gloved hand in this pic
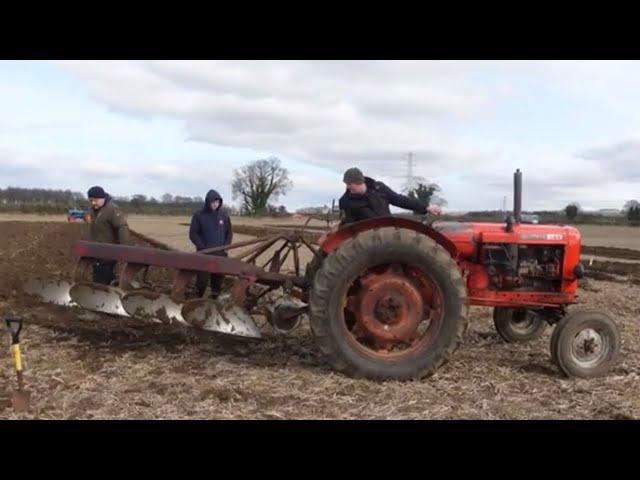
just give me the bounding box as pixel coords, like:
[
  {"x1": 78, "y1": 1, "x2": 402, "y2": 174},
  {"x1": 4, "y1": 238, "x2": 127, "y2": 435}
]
[{"x1": 427, "y1": 205, "x2": 442, "y2": 216}]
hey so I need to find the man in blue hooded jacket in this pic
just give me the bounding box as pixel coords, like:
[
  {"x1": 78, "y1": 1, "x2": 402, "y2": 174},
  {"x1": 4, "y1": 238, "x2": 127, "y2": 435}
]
[{"x1": 189, "y1": 189, "x2": 233, "y2": 298}]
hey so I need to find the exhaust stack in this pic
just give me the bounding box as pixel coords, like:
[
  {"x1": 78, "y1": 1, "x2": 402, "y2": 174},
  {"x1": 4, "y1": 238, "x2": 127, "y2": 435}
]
[{"x1": 513, "y1": 169, "x2": 522, "y2": 224}]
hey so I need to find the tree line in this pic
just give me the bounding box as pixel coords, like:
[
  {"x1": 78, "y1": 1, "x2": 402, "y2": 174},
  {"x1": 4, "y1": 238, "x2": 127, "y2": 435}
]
[
  {"x1": 2, "y1": 155, "x2": 637, "y2": 226},
  {"x1": 0, "y1": 187, "x2": 225, "y2": 216},
  {"x1": 0, "y1": 187, "x2": 290, "y2": 217},
  {"x1": 564, "y1": 200, "x2": 640, "y2": 226}
]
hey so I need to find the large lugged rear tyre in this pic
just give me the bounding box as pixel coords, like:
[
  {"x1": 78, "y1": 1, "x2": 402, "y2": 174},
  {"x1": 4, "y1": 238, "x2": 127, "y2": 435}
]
[
  {"x1": 309, "y1": 227, "x2": 469, "y2": 380},
  {"x1": 304, "y1": 253, "x2": 325, "y2": 285}
]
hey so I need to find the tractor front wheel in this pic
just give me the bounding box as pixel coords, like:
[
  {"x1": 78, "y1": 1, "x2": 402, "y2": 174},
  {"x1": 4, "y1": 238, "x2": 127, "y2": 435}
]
[
  {"x1": 550, "y1": 309, "x2": 620, "y2": 378},
  {"x1": 309, "y1": 227, "x2": 469, "y2": 380},
  {"x1": 493, "y1": 307, "x2": 547, "y2": 343}
]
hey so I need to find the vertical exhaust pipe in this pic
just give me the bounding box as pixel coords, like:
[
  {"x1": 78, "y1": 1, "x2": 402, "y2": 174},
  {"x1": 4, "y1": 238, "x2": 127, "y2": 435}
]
[
  {"x1": 513, "y1": 169, "x2": 522, "y2": 224},
  {"x1": 507, "y1": 169, "x2": 523, "y2": 271}
]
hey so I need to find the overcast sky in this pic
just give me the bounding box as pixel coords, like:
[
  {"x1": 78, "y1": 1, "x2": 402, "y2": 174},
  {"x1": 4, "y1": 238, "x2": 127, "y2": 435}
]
[{"x1": 1, "y1": 60, "x2": 638, "y2": 211}]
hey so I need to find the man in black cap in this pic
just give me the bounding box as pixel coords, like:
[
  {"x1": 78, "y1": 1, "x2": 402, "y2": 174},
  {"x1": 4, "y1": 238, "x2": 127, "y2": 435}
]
[
  {"x1": 86, "y1": 186, "x2": 131, "y2": 285},
  {"x1": 338, "y1": 167, "x2": 441, "y2": 226}
]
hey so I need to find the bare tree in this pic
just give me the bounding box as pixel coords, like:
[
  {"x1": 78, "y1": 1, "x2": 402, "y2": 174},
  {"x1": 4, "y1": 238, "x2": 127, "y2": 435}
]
[
  {"x1": 624, "y1": 200, "x2": 640, "y2": 226},
  {"x1": 407, "y1": 182, "x2": 448, "y2": 210},
  {"x1": 623, "y1": 200, "x2": 639, "y2": 212},
  {"x1": 564, "y1": 202, "x2": 580, "y2": 222},
  {"x1": 232, "y1": 157, "x2": 293, "y2": 216}
]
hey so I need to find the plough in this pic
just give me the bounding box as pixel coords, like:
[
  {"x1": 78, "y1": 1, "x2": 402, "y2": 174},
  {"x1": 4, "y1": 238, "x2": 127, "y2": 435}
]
[{"x1": 25, "y1": 229, "x2": 317, "y2": 339}]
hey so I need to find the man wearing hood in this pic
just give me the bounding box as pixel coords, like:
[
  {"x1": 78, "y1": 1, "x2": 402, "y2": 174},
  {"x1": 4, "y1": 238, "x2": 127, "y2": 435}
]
[
  {"x1": 86, "y1": 186, "x2": 131, "y2": 285},
  {"x1": 189, "y1": 189, "x2": 233, "y2": 299}
]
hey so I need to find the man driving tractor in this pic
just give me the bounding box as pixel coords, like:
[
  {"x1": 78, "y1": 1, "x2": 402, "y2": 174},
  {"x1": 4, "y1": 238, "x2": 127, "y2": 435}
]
[{"x1": 339, "y1": 167, "x2": 441, "y2": 225}]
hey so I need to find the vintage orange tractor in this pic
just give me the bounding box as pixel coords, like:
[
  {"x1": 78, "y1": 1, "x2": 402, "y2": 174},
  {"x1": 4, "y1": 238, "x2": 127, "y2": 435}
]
[{"x1": 25, "y1": 170, "x2": 620, "y2": 380}]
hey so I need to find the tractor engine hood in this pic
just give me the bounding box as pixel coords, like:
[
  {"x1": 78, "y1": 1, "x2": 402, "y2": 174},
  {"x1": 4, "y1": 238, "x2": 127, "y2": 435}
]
[{"x1": 432, "y1": 221, "x2": 582, "y2": 260}]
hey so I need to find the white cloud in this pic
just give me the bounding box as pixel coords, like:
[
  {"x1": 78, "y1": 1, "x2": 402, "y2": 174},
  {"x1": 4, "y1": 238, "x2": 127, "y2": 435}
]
[
  {"x1": 0, "y1": 149, "x2": 42, "y2": 173},
  {"x1": 456, "y1": 162, "x2": 635, "y2": 211},
  {"x1": 2, "y1": 60, "x2": 637, "y2": 210},
  {"x1": 78, "y1": 160, "x2": 126, "y2": 178},
  {"x1": 57, "y1": 60, "x2": 494, "y2": 178},
  {"x1": 578, "y1": 139, "x2": 640, "y2": 181}
]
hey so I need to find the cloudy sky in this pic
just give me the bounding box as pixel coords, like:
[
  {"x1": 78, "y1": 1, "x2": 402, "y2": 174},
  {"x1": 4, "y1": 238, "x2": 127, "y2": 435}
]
[{"x1": 1, "y1": 60, "x2": 639, "y2": 211}]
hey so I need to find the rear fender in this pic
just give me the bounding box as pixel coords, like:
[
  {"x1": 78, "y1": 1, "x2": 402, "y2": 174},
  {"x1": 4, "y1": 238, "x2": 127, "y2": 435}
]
[{"x1": 321, "y1": 216, "x2": 459, "y2": 259}]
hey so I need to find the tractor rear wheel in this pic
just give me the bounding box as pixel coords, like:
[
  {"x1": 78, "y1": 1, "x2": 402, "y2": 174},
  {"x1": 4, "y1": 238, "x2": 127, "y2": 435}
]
[
  {"x1": 550, "y1": 309, "x2": 620, "y2": 378},
  {"x1": 304, "y1": 253, "x2": 324, "y2": 285},
  {"x1": 493, "y1": 307, "x2": 547, "y2": 343},
  {"x1": 309, "y1": 227, "x2": 469, "y2": 380}
]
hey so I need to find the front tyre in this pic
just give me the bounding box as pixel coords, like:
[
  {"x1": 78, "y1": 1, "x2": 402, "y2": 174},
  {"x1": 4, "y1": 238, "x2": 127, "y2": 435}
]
[
  {"x1": 493, "y1": 307, "x2": 547, "y2": 343},
  {"x1": 550, "y1": 309, "x2": 621, "y2": 378}
]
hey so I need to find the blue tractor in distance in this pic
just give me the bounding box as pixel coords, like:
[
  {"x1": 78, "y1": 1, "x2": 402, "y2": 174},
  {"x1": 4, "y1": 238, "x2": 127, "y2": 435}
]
[{"x1": 66, "y1": 208, "x2": 91, "y2": 223}]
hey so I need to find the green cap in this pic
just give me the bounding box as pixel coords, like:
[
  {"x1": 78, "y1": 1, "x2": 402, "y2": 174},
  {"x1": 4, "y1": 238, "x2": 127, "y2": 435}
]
[{"x1": 343, "y1": 167, "x2": 365, "y2": 185}]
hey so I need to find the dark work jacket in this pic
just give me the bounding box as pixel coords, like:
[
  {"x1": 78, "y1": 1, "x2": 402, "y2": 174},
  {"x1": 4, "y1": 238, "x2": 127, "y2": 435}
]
[
  {"x1": 89, "y1": 195, "x2": 131, "y2": 245},
  {"x1": 189, "y1": 190, "x2": 233, "y2": 254},
  {"x1": 338, "y1": 177, "x2": 427, "y2": 225}
]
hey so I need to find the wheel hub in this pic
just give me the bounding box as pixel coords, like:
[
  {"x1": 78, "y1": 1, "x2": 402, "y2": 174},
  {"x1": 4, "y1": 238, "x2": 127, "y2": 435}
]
[
  {"x1": 347, "y1": 265, "x2": 427, "y2": 347},
  {"x1": 511, "y1": 309, "x2": 537, "y2": 333},
  {"x1": 374, "y1": 295, "x2": 403, "y2": 324},
  {"x1": 572, "y1": 328, "x2": 606, "y2": 365}
]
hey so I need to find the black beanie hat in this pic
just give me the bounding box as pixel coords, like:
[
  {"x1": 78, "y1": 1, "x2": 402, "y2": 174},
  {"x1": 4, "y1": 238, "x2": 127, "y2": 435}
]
[
  {"x1": 343, "y1": 167, "x2": 365, "y2": 185},
  {"x1": 87, "y1": 186, "x2": 107, "y2": 199}
]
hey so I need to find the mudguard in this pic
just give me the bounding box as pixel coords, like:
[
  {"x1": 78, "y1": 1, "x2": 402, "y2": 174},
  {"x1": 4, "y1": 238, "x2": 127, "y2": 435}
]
[{"x1": 320, "y1": 216, "x2": 459, "y2": 259}]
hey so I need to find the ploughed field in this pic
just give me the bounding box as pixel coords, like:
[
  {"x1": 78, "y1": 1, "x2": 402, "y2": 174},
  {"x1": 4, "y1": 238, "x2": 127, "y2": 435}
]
[{"x1": 0, "y1": 219, "x2": 639, "y2": 419}]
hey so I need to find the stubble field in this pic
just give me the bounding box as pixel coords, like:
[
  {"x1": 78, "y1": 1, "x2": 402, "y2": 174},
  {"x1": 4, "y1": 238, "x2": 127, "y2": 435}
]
[{"x1": 0, "y1": 215, "x2": 638, "y2": 419}]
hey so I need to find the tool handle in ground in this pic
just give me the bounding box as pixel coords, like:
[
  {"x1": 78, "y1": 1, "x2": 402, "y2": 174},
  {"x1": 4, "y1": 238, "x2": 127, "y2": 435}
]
[
  {"x1": 11, "y1": 343, "x2": 23, "y2": 372},
  {"x1": 4, "y1": 316, "x2": 23, "y2": 344}
]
